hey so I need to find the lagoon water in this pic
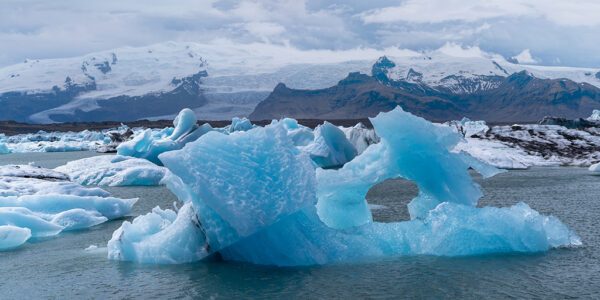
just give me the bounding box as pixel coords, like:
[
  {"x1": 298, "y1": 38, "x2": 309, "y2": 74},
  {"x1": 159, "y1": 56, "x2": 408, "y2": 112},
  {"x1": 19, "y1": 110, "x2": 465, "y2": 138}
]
[{"x1": 0, "y1": 152, "x2": 599, "y2": 299}]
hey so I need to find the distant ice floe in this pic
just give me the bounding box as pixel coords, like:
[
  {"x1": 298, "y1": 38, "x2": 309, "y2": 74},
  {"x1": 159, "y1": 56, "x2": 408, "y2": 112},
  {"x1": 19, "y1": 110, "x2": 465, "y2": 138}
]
[
  {"x1": 587, "y1": 110, "x2": 600, "y2": 122},
  {"x1": 0, "y1": 164, "x2": 136, "y2": 250},
  {"x1": 108, "y1": 107, "x2": 580, "y2": 266},
  {"x1": 446, "y1": 112, "x2": 600, "y2": 169},
  {"x1": 0, "y1": 125, "x2": 134, "y2": 154}
]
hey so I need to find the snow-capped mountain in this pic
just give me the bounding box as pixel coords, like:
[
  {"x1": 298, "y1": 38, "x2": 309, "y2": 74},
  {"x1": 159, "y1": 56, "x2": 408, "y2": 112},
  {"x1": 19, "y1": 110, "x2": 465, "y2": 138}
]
[{"x1": 1, "y1": 42, "x2": 599, "y2": 123}]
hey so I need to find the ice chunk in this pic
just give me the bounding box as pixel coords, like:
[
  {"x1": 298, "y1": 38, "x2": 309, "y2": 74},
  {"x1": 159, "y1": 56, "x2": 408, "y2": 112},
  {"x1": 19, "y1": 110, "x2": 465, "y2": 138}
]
[
  {"x1": 228, "y1": 117, "x2": 254, "y2": 132},
  {"x1": 589, "y1": 162, "x2": 600, "y2": 174},
  {"x1": 0, "y1": 165, "x2": 137, "y2": 250},
  {"x1": 0, "y1": 225, "x2": 31, "y2": 250},
  {"x1": 170, "y1": 108, "x2": 197, "y2": 140},
  {"x1": 0, "y1": 207, "x2": 64, "y2": 237},
  {"x1": 54, "y1": 155, "x2": 167, "y2": 186},
  {"x1": 280, "y1": 118, "x2": 314, "y2": 147},
  {"x1": 0, "y1": 164, "x2": 69, "y2": 180},
  {"x1": 117, "y1": 109, "x2": 212, "y2": 165},
  {"x1": 445, "y1": 118, "x2": 489, "y2": 138},
  {"x1": 107, "y1": 203, "x2": 208, "y2": 264},
  {"x1": 587, "y1": 109, "x2": 600, "y2": 122},
  {"x1": 50, "y1": 209, "x2": 108, "y2": 230},
  {"x1": 339, "y1": 123, "x2": 380, "y2": 154},
  {"x1": 303, "y1": 122, "x2": 358, "y2": 169},
  {"x1": 0, "y1": 142, "x2": 8, "y2": 154}
]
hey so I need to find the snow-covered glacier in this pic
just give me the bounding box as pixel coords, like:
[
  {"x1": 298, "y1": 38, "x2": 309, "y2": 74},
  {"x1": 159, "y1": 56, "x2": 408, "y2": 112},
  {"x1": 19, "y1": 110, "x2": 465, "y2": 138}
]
[
  {"x1": 108, "y1": 107, "x2": 580, "y2": 266},
  {"x1": 0, "y1": 164, "x2": 136, "y2": 250}
]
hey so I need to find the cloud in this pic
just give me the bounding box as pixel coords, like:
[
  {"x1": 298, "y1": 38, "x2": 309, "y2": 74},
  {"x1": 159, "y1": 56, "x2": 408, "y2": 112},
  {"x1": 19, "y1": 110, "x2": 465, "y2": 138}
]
[
  {"x1": 512, "y1": 49, "x2": 538, "y2": 64},
  {"x1": 0, "y1": 0, "x2": 599, "y2": 68},
  {"x1": 359, "y1": 0, "x2": 600, "y2": 27}
]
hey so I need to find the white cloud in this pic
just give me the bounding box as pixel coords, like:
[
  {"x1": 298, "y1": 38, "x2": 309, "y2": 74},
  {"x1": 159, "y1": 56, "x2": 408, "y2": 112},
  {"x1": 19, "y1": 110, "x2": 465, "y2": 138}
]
[
  {"x1": 513, "y1": 49, "x2": 538, "y2": 64},
  {"x1": 359, "y1": 0, "x2": 600, "y2": 27},
  {"x1": 0, "y1": 0, "x2": 599, "y2": 68}
]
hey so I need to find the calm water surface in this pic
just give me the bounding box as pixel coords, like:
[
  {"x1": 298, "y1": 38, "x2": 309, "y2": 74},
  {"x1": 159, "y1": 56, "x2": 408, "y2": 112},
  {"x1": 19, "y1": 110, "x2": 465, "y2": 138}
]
[{"x1": 0, "y1": 152, "x2": 599, "y2": 299}]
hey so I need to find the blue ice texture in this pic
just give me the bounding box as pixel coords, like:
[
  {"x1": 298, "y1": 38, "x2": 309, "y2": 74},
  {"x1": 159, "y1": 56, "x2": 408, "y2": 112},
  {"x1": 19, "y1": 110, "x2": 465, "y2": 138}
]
[{"x1": 105, "y1": 106, "x2": 581, "y2": 265}]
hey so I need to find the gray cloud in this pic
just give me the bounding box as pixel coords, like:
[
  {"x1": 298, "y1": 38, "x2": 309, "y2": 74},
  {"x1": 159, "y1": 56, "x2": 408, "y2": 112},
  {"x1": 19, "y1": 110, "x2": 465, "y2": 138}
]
[{"x1": 0, "y1": 0, "x2": 599, "y2": 68}]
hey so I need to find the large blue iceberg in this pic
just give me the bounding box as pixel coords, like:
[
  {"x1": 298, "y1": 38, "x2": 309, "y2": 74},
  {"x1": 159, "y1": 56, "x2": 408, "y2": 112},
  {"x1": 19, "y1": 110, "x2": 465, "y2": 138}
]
[{"x1": 108, "y1": 107, "x2": 581, "y2": 266}]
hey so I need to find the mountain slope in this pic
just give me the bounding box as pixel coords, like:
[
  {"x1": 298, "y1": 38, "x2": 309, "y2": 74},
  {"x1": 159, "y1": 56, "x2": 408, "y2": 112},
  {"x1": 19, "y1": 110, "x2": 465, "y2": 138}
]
[
  {"x1": 250, "y1": 69, "x2": 600, "y2": 122},
  {"x1": 2, "y1": 42, "x2": 600, "y2": 123}
]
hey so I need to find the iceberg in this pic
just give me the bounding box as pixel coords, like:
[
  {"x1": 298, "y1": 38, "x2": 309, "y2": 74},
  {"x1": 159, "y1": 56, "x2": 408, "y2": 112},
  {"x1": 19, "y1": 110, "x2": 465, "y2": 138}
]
[
  {"x1": 108, "y1": 203, "x2": 208, "y2": 264},
  {"x1": 303, "y1": 122, "x2": 358, "y2": 169},
  {"x1": 108, "y1": 107, "x2": 580, "y2": 266},
  {"x1": 0, "y1": 164, "x2": 136, "y2": 250},
  {"x1": 590, "y1": 162, "x2": 600, "y2": 174},
  {"x1": 339, "y1": 122, "x2": 380, "y2": 154},
  {"x1": 0, "y1": 125, "x2": 134, "y2": 154},
  {"x1": 0, "y1": 141, "x2": 8, "y2": 154},
  {"x1": 117, "y1": 109, "x2": 213, "y2": 165},
  {"x1": 587, "y1": 109, "x2": 600, "y2": 122},
  {"x1": 55, "y1": 155, "x2": 167, "y2": 186},
  {"x1": 0, "y1": 225, "x2": 31, "y2": 250},
  {"x1": 227, "y1": 117, "x2": 254, "y2": 132}
]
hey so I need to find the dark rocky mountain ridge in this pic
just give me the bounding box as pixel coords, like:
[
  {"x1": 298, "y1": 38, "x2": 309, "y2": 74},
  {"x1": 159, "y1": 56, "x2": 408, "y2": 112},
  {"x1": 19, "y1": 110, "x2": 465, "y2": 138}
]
[{"x1": 250, "y1": 66, "x2": 600, "y2": 122}]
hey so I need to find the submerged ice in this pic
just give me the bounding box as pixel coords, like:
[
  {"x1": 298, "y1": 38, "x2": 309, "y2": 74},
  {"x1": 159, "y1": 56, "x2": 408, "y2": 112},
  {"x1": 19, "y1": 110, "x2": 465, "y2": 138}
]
[{"x1": 108, "y1": 107, "x2": 580, "y2": 266}]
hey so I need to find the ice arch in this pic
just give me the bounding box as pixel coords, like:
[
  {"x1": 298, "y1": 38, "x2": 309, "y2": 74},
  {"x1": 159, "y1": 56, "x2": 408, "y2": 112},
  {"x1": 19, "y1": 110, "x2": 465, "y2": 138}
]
[{"x1": 108, "y1": 107, "x2": 581, "y2": 266}]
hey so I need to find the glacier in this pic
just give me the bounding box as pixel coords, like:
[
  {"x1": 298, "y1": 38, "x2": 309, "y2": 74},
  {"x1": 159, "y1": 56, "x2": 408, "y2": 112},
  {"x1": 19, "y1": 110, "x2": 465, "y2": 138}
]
[
  {"x1": 108, "y1": 107, "x2": 580, "y2": 266},
  {"x1": 0, "y1": 164, "x2": 136, "y2": 250},
  {"x1": 54, "y1": 155, "x2": 166, "y2": 186}
]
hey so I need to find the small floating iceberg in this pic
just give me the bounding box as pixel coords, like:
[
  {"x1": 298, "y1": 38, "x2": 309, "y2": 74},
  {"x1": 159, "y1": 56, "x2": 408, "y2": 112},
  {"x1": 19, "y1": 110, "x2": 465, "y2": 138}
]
[
  {"x1": 55, "y1": 155, "x2": 167, "y2": 186},
  {"x1": 590, "y1": 162, "x2": 600, "y2": 174},
  {"x1": 108, "y1": 107, "x2": 580, "y2": 266},
  {"x1": 0, "y1": 164, "x2": 136, "y2": 250},
  {"x1": 116, "y1": 108, "x2": 213, "y2": 165}
]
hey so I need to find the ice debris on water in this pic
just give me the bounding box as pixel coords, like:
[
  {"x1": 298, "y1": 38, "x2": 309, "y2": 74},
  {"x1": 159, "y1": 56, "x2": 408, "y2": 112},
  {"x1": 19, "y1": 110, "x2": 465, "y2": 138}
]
[
  {"x1": 108, "y1": 106, "x2": 581, "y2": 266},
  {"x1": 589, "y1": 162, "x2": 600, "y2": 174},
  {"x1": 0, "y1": 165, "x2": 136, "y2": 250},
  {"x1": 587, "y1": 109, "x2": 600, "y2": 122},
  {"x1": 55, "y1": 155, "x2": 166, "y2": 186},
  {"x1": 0, "y1": 125, "x2": 133, "y2": 154},
  {"x1": 117, "y1": 108, "x2": 213, "y2": 165}
]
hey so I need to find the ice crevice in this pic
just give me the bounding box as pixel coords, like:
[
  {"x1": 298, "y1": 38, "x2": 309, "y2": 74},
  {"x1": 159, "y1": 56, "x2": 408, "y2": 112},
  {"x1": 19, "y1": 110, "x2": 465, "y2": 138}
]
[{"x1": 107, "y1": 106, "x2": 581, "y2": 266}]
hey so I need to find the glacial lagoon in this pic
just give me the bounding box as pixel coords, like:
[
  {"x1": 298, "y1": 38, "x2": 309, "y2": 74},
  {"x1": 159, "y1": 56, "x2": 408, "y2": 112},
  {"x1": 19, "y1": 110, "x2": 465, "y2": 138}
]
[{"x1": 0, "y1": 152, "x2": 598, "y2": 299}]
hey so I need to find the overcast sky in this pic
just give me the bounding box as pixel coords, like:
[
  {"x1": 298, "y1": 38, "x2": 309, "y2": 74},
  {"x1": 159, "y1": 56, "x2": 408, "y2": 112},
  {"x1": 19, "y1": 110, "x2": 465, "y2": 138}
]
[{"x1": 1, "y1": 0, "x2": 599, "y2": 68}]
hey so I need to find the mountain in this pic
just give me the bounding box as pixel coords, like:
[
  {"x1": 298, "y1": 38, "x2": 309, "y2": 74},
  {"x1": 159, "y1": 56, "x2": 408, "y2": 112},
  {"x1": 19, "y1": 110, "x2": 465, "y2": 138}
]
[
  {"x1": 0, "y1": 42, "x2": 374, "y2": 123},
  {"x1": 2, "y1": 42, "x2": 600, "y2": 123},
  {"x1": 250, "y1": 58, "x2": 600, "y2": 122}
]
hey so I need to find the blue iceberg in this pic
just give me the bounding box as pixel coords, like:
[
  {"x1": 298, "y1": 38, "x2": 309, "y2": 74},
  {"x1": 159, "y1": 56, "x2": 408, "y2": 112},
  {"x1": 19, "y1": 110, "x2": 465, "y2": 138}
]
[
  {"x1": 55, "y1": 155, "x2": 167, "y2": 186},
  {"x1": 117, "y1": 108, "x2": 213, "y2": 165},
  {"x1": 108, "y1": 107, "x2": 580, "y2": 265},
  {"x1": 0, "y1": 164, "x2": 137, "y2": 250}
]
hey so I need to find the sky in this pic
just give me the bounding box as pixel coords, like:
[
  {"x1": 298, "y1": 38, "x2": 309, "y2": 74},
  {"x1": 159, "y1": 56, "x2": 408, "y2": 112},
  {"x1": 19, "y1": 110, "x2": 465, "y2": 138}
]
[{"x1": 1, "y1": 0, "x2": 599, "y2": 68}]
